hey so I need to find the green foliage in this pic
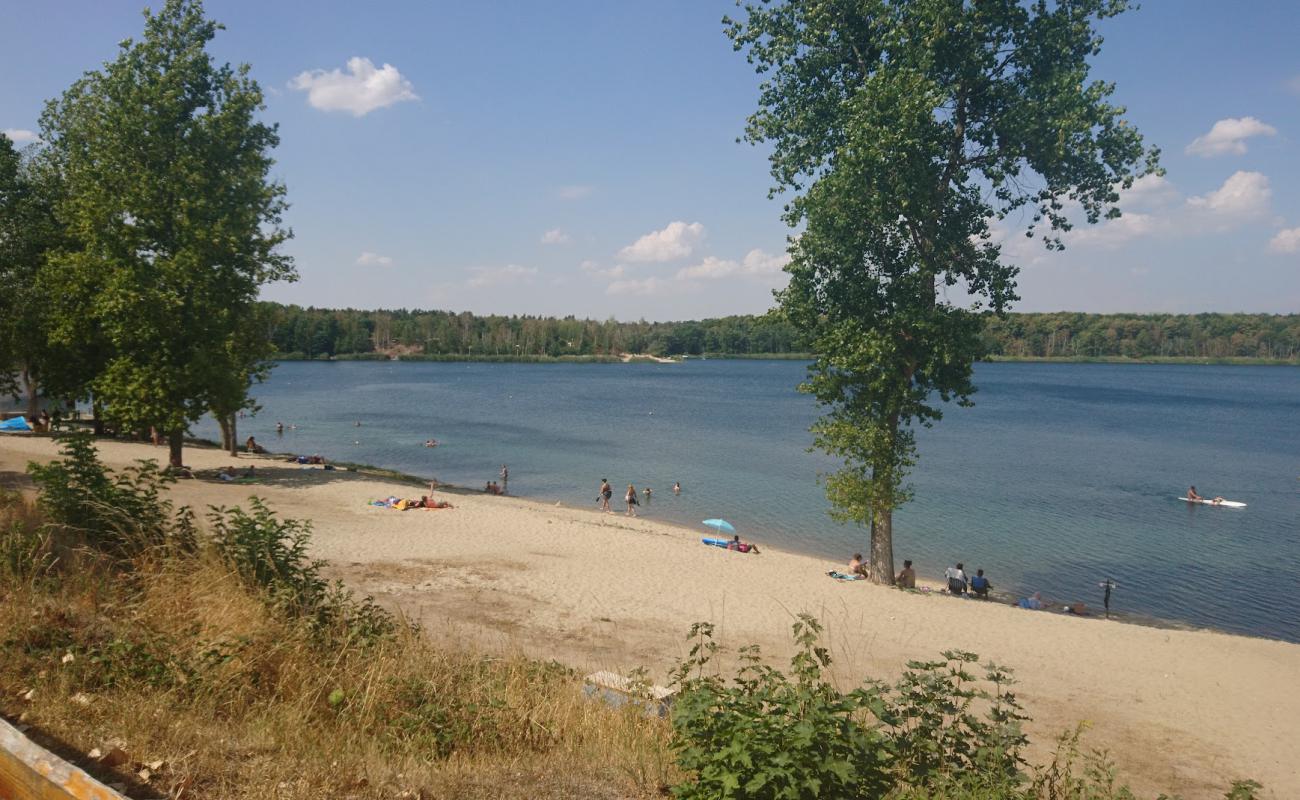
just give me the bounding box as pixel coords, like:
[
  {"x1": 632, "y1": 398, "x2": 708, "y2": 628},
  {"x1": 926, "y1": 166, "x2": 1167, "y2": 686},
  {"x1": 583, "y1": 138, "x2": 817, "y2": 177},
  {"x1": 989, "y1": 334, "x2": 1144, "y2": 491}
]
[
  {"x1": 725, "y1": 0, "x2": 1160, "y2": 582},
  {"x1": 0, "y1": 490, "x2": 56, "y2": 586},
  {"x1": 38, "y1": 0, "x2": 294, "y2": 461},
  {"x1": 207, "y1": 498, "x2": 395, "y2": 641},
  {"x1": 670, "y1": 615, "x2": 892, "y2": 799},
  {"x1": 26, "y1": 432, "x2": 187, "y2": 554},
  {"x1": 669, "y1": 617, "x2": 1255, "y2": 800}
]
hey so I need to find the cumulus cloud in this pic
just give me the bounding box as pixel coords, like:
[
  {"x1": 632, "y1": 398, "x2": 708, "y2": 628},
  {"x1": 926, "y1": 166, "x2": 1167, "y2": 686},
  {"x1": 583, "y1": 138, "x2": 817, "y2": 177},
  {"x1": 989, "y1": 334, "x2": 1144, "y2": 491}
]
[
  {"x1": 557, "y1": 185, "x2": 593, "y2": 200},
  {"x1": 289, "y1": 57, "x2": 418, "y2": 116},
  {"x1": 1186, "y1": 171, "x2": 1272, "y2": 218},
  {"x1": 1185, "y1": 117, "x2": 1277, "y2": 157},
  {"x1": 2, "y1": 128, "x2": 37, "y2": 143},
  {"x1": 606, "y1": 277, "x2": 665, "y2": 296},
  {"x1": 540, "y1": 228, "x2": 571, "y2": 245},
  {"x1": 1065, "y1": 212, "x2": 1157, "y2": 248},
  {"x1": 618, "y1": 221, "x2": 705, "y2": 262},
  {"x1": 1269, "y1": 227, "x2": 1300, "y2": 254},
  {"x1": 356, "y1": 251, "x2": 393, "y2": 266},
  {"x1": 467, "y1": 264, "x2": 537, "y2": 288},
  {"x1": 675, "y1": 249, "x2": 790, "y2": 280},
  {"x1": 580, "y1": 260, "x2": 625, "y2": 279}
]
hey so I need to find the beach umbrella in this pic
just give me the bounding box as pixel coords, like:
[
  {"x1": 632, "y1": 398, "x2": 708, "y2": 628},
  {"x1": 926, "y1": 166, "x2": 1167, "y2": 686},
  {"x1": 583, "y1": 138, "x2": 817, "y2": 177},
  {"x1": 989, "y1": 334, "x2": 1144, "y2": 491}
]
[{"x1": 702, "y1": 519, "x2": 735, "y2": 534}]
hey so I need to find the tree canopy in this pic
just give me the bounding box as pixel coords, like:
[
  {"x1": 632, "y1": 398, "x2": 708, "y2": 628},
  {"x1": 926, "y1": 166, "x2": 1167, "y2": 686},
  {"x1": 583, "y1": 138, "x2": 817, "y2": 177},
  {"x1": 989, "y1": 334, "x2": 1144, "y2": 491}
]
[
  {"x1": 727, "y1": 0, "x2": 1160, "y2": 581},
  {"x1": 37, "y1": 0, "x2": 294, "y2": 464}
]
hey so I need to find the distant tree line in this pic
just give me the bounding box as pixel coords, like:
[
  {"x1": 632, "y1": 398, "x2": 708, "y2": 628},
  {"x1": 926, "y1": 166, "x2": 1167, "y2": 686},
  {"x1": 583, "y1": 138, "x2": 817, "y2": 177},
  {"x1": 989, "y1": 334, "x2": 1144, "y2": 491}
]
[{"x1": 265, "y1": 305, "x2": 1300, "y2": 362}]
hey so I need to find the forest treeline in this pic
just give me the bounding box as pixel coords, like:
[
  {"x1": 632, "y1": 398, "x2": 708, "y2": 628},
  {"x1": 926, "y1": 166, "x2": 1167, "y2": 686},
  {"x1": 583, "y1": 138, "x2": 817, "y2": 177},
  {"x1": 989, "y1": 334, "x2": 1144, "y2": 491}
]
[{"x1": 265, "y1": 305, "x2": 1300, "y2": 362}]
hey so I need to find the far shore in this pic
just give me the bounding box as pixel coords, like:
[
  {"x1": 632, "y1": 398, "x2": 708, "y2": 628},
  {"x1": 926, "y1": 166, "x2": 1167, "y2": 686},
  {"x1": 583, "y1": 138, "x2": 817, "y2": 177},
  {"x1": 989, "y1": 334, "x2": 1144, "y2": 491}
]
[
  {"x1": 2, "y1": 434, "x2": 1298, "y2": 799},
  {"x1": 266, "y1": 352, "x2": 1299, "y2": 366}
]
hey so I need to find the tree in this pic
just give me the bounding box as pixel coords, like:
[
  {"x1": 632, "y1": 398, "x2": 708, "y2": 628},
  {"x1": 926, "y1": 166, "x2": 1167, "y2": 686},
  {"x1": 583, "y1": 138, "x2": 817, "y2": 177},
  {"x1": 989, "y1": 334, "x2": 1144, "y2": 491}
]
[
  {"x1": 727, "y1": 0, "x2": 1159, "y2": 582},
  {"x1": 40, "y1": 0, "x2": 294, "y2": 466},
  {"x1": 0, "y1": 135, "x2": 73, "y2": 416}
]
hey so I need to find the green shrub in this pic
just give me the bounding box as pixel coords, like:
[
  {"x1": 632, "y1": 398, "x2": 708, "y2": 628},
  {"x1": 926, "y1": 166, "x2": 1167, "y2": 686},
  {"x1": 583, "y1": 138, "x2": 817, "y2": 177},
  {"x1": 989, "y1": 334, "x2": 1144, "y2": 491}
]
[
  {"x1": 27, "y1": 432, "x2": 186, "y2": 554},
  {"x1": 207, "y1": 498, "x2": 395, "y2": 641},
  {"x1": 668, "y1": 615, "x2": 1258, "y2": 800}
]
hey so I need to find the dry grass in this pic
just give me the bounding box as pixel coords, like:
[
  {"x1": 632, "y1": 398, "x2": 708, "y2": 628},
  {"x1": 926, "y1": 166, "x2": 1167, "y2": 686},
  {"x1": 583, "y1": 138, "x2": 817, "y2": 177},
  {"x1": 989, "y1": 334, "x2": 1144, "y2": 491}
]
[{"x1": 0, "y1": 493, "x2": 675, "y2": 799}]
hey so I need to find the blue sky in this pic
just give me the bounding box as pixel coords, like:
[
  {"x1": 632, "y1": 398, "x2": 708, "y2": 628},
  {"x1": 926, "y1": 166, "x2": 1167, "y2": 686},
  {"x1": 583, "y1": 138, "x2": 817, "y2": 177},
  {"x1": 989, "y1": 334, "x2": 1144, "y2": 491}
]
[{"x1": 3, "y1": 1, "x2": 1298, "y2": 320}]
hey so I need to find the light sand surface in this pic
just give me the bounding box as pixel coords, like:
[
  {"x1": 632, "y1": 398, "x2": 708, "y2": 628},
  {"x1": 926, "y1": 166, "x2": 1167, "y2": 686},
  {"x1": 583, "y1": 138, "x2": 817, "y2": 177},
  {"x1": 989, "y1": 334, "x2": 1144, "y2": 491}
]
[{"x1": 2, "y1": 435, "x2": 1296, "y2": 799}]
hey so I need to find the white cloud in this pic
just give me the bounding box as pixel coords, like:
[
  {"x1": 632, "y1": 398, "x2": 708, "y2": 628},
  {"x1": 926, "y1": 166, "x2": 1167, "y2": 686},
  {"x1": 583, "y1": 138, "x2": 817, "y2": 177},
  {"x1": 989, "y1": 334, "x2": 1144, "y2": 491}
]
[
  {"x1": 2, "y1": 128, "x2": 37, "y2": 143},
  {"x1": 618, "y1": 221, "x2": 705, "y2": 262},
  {"x1": 1066, "y1": 212, "x2": 1157, "y2": 248},
  {"x1": 580, "y1": 260, "x2": 625, "y2": 279},
  {"x1": 467, "y1": 264, "x2": 537, "y2": 288},
  {"x1": 540, "y1": 228, "x2": 571, "y2": 245},
  {"x1": 355, "y1": 251, "x2": 393, "y2": 266},
  {"x1": 1185, "y1": 117, "x2": 1277, "y2": 157},
  {"x1": 1269, "y1": 227, "x2": 1300, "y2": 254},
  {"x1": 1186, "y1": 171, "x2": 1272, "y2": 218},
  {"x1": 289, "y1": 57, "x2": 418, "y2": 116},
  {"x1": 557, "y1": 185, "x2": 593, "y2": 200},
  {"x1": 674, "y1": 249, "x2": 790, "y2": 280},
  {"x1": 606, "y1": 277, "x2": 665, "y2": 296}
]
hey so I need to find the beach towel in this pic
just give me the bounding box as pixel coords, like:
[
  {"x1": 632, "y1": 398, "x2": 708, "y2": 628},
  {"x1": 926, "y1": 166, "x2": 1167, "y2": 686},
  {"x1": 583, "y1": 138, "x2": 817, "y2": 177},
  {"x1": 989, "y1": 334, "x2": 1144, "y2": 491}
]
[{"x1": 827, "y1": 571, "x2": 864, "y2": 581}]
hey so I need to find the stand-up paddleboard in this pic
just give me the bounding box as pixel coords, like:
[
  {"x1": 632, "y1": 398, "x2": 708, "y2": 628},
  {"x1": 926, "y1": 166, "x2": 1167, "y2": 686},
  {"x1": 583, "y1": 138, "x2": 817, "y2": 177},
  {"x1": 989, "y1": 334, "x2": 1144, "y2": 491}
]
[{"x1": 1178, "y1": 496, "x2": 1246, "y2": 508}]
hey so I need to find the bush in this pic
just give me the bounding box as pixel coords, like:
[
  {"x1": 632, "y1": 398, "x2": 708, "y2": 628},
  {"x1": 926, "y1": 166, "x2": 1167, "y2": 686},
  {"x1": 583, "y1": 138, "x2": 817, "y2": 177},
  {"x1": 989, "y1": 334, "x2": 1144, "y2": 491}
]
[
  {"x1": 207, "y1": 498, "x2": 395, "y2": 642},
  {"x1": 26, "y1": 432, "x2": 189, "y2": 555},
  {"x1": 668, "y1": 615, "x2": 1258, "y2": 800}
]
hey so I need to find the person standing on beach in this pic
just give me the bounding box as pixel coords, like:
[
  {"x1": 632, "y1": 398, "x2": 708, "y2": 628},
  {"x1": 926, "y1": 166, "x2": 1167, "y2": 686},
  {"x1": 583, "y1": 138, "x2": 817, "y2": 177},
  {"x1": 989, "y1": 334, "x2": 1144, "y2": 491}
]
[
  {"x1": 500, "y1": 464, "x2": 509, "y2": 494},
  {"x1": 621, "y1": 483, "x2": 637, "y2": 517},
  {"x1": 598, "y1": 479, "x2": 613, "y2": 513}
]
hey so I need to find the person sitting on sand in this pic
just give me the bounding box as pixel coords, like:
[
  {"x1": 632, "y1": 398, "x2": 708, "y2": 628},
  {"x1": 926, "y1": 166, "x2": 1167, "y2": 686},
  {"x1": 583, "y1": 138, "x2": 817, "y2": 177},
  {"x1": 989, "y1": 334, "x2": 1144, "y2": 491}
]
[
  {"x1": 848, "y1": 553, "x2": 869, "y2": 579},
  {"x1": 970, "y1": 568, "x2": 992, "y2": 599},
  {"x1": 944, "y1": 562, "x2": 968, "y2": 595},
  {"x1": 243, "y1": 465, "x2": 256, "y2": 479},
  {"x1": 217, "y1": 466, "x2": 237, "y2": 482},
  {"x1": 727, "y1": 534, "x2": 759, "y2": 554},
  {"x1": 245, "y1": 435, "x2": 265, "y2": 454},
  {"x1": 896, "y1": 559, "x2": 916, "y2": 588}
]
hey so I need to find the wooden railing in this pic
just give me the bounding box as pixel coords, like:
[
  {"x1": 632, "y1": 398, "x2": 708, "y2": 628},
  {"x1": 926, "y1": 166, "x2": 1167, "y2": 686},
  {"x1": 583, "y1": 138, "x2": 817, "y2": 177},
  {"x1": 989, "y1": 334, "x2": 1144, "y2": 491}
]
[{"x1": 0, "y1": 719, "x2": 128, "y2": 800}]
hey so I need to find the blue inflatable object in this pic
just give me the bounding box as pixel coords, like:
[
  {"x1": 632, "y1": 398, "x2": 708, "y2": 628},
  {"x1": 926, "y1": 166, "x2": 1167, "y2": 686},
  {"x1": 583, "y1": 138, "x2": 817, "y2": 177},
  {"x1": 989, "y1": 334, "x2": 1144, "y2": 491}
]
[
  {"x1": 0, "y1": 416, "x2": 31, "y2": 432},
  {"x1": 702, "y1": 537, "x2": 730, "y2": 548}
]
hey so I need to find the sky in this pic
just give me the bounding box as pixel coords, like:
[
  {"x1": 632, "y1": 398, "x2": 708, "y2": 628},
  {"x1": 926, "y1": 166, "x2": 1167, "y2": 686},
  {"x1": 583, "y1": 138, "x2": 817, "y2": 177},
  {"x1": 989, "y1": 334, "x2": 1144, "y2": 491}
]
[{"x1": 2, "y1": 1, "x2": 1298, "y2": 321}]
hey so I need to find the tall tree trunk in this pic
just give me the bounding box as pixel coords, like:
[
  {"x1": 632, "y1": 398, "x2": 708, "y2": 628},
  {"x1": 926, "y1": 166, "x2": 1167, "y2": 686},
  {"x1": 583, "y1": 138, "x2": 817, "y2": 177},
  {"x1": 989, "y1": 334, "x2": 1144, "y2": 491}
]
[
  {"x1": 871, "y1": 510, "x2": 896, "y2": 585},
  {"x1": 22, "y1": 365, "x2": 39, "y2": 421},
  {"x1": 218, "y1": 415, "x2": 232, "y2": 453},
  {"x1": 227, "y1": 413, "x2": 238, "y2": 457},
  {"x1": 91, "y1": 399, "x2": 105, "y2": 436},
  {"x1": 168, "y1": 428, "x2": 184, "y2": 469}
]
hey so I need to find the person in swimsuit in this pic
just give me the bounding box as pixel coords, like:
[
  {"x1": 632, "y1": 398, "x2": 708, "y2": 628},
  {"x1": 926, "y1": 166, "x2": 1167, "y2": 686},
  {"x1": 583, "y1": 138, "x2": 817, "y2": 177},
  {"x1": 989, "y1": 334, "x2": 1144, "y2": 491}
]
[
  {"x1": 1187, "y1": 486, "x2": 1202, "y2": 501},
  {"x1": 672, "y1": 482, "x2": 681, "y2": 495},
  {"x1": 896, "y1": 559, "x2": 916, "y2": 588},
  {"x1": 625, "y1": 484, "x2": 639, "y2": 517},
  {"x1": 599, "y1": 479, "x2": 613, "y2": 513},
  {"x1": 848, "y1": 553, "x2": 869, "y2": 578}
]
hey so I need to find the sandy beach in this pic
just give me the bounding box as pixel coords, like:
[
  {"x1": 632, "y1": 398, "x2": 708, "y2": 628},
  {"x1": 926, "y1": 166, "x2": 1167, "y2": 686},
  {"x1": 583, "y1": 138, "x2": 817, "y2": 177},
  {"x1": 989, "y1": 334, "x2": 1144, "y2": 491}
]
[{"x1": 2, "y1": 434, "x2": 1296, "y2": 799}]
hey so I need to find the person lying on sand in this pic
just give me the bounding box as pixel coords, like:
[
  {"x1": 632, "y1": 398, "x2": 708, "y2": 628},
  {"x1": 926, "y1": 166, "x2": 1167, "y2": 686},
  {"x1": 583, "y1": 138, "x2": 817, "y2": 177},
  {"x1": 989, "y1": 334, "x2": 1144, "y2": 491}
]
[
  {"x1": 1018, "y1": 592, "x2": 1052, "y2": 610},
  {"x1": 217, "y1": 466, "x2": 237, "y2": 482},
  {"x1": 727, "y1": 534, "x2": 759, "y2": 554}
]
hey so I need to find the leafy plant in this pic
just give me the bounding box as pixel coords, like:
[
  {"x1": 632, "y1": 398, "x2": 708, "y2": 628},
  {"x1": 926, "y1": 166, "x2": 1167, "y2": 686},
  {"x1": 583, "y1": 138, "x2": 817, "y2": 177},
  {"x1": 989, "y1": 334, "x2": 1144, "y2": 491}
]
[
  {"x1": 207, "y1": 498, "x2": 395, "y2": 641},
  {"x1": 26, "y1": 431, "x2": 185, "y2": 554}
]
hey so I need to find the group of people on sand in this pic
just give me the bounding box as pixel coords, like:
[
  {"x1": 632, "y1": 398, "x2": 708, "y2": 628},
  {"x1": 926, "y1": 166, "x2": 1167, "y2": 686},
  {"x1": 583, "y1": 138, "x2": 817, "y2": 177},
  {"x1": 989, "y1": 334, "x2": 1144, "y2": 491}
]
[
  {"x1": 373, "y1": 494, "x2": 452, "y2": 510},
  {"x1": 597, "y1": 478, "x2": 681, "y2": 516}
]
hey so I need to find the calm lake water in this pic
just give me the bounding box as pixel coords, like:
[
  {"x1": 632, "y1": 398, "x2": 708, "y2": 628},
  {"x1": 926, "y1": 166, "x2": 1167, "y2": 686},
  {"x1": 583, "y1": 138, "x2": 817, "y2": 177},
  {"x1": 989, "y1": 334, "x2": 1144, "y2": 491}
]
[{"x1": 194, "y1": 360, "x2": 1300, "y2": 643}]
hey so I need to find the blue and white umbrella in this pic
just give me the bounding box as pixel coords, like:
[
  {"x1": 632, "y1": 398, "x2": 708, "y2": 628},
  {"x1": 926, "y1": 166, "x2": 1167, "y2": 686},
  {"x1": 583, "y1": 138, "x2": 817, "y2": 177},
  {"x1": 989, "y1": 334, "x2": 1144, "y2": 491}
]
[{"x1": 702, "y1": 518, "x2": 736, "y2": 535}]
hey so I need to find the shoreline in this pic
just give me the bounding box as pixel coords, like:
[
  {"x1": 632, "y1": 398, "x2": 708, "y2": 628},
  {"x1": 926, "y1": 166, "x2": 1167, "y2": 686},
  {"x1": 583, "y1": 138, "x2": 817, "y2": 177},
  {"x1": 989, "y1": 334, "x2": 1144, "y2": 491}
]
[
  {"x1": 3, "y1": 435, "x2": 1299, "y2": 798},
  {"x1": 6, "y1": 430, "x2": 1272, "y2": 644}
]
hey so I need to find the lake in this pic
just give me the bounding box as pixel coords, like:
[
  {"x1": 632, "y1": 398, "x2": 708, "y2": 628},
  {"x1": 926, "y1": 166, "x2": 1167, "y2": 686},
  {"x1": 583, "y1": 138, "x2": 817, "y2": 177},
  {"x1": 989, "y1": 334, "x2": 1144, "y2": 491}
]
[{"x1": 195, "y1": 360, "x2": 1300, "y2": 642}]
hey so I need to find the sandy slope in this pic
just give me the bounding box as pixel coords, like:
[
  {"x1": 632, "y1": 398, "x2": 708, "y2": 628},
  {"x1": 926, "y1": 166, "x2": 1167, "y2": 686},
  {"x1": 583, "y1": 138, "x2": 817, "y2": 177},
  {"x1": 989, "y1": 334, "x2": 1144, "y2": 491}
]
[{"x1": 2, "y1": 434, "x2": 1295, "y2": 799}]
